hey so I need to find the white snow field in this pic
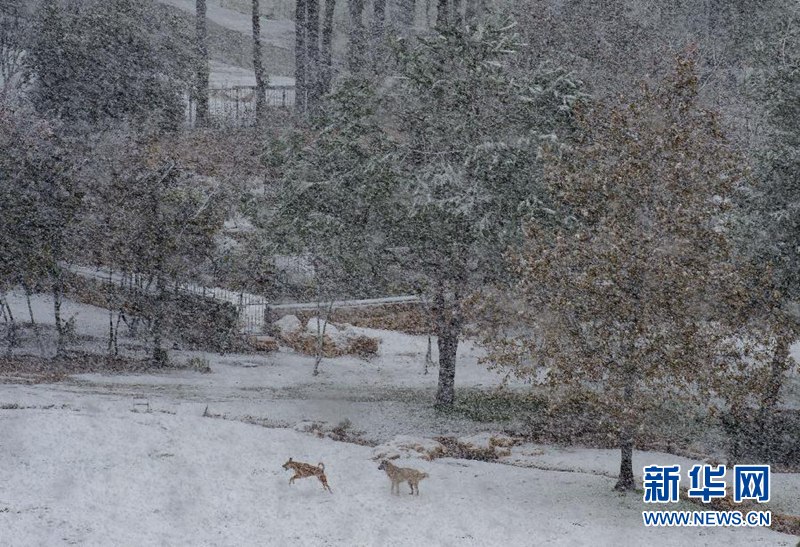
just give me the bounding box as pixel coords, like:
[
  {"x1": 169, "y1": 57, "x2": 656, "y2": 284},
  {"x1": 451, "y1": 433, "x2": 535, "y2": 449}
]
[
  {"x1": 1, "y1": 295, "x2": 798, "y2": 545},
  {"x1": 1, "y1": 407, "x2": 796, "y2": 546}
]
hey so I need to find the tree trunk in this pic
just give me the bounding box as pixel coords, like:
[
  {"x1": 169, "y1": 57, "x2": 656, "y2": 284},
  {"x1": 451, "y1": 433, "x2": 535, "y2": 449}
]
[
  {"x1": 295, "y1": 0, "x2": 307, "y2": 114},
  {"x1": 108, "y1": 308, "x2": 114, "y2": 354},
  {"x1": 436, "y1": 0, "x2": 448, "y2": 29},
  {"x1": 149, "y1": 174, "x2": 169, "y2": 368},
  {"x1": 398, "y1": 0, "x2": 415, "y2": 32},
  {"x1": 433, "y1": 286, "x2": 460, "y2": 408},
  {"x1": 372, "y1": 0, "x2": 386, "y2": 44},
  {"x1": 106, "y1": 270, "x2": 114, "y2": 354},
  {"x1": 435, "y1": 322, "x2": 458, "y2": 407},
  {"x1": 52, "y1": 270, "x2": 65, "y2": 357},
  {"x1": 252, "y1": 0, "x2": 268, "y2": 126},
  {"x1": 151, "y1": 267, "x2": 168, "y2": 367},
  {"x1": 1, "y1": 295, "x2": 17, "y2": 358},
  {"x1": 306, "y1": 0, "x2": 320, "y2": 108},
  {"x1": 761, "y1": 332, "x2": 791, "y2": 412},
  {"x1": 113, "y1": 310, "x2": 122, "y2": 356},
  {"x1": 614, "y1": 364, "x2": 636, "y2": 491},
  {"x1": 451, "y1": 0, "x2": 461, "y2": 26},
  {"x1": 320, "y1": 0, "x2": 335, "y2": 94},
  {"x1": 347, "y1": 0, "x2": 364, "y2": 72},
  {"x1": 312, "y1": 300, "x2": 333, "y2": 376},
  {"x1": 195, "y1": 0, "x2": 210, "y2": 127},
  {"x1": 23, "y1": 283, "x2": 35, "y2": 325},
  {"x1": 615, "y1": 429, "x2": 635, "y2": 491},
  {"x1": 424, "y1": 334, "x2": 434, "y2": 374},
  {"x1": 755, "y1": 330, "x2": 792, "y2": 458}
]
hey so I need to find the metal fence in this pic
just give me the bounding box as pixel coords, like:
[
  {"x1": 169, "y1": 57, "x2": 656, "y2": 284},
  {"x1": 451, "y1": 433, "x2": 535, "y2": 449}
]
[
  {"x1": 66, "y1": 264, "x2": 270, "y2": 334},
  {"x1": 185, "y1": 85, "x2": 295, "y2": 128},
  {"x1": 66, "y1": 264, "x2": 421, "y2": 336}
]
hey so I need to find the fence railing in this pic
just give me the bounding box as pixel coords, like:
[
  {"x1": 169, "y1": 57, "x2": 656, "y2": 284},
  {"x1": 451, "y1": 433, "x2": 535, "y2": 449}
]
[
  {"x1": 185, "y1": 85, "x2": 295, "y2": 128},
  {"x1": 65, "y1": 264, "x2": 421, "y2": 336},
  {"x1": 65, "y1": 264, "x2": 270, "y2": 334}
]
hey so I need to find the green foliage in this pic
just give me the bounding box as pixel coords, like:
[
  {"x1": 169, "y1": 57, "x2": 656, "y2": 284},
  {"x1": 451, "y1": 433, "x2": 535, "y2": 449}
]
[
  {"x1": 27, "y1": 0, "x2": 191, "y2": 129},
  {"x1": 268, "y1": 22, "x2": 581, "y2": 298},
  {"x1": 0, "y1": 105, "x2": 81, "y2": 291},
  {"x1": 186, "y1": 356, "x2": 211, "y2": 373}
]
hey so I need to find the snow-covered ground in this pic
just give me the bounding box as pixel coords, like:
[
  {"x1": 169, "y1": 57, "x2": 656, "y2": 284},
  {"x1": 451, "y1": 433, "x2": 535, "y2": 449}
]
[
  {"x1": 1, "y1": 406, "x2": 796, "y2": 546},
  {"x1": 1, "y1": 295, "x2": 798, "y2": 545}
]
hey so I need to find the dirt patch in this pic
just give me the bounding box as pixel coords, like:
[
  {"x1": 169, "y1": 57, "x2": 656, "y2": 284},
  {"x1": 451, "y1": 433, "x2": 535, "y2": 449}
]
[
  {"x1": 431, "y1": 436, "x2": 509, "y2": 462},
  {"x1": 291, "y1": 303, "x2": 430, "y2": 336},
  {"x1": 770, "y1": 513, "x2": 800, "y2": 537},
  {"x1": 0, "y1": 352, "x2": 166, "y2": 384},
  {"x1": 279, "y1": 331, "x2": 380, "y2": 359}
]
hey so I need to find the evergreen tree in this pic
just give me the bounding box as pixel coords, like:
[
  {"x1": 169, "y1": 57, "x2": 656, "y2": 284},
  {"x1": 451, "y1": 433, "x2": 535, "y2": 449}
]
[
  {"x1": 27, "y1": 0, "x2": 190, "y2": 129},
  {"x1": 270, "y1": 22, "x2": 580, "y2": 405},
  {"x1": 0, "y1": 106, "x2": 82, "y2": 356}
]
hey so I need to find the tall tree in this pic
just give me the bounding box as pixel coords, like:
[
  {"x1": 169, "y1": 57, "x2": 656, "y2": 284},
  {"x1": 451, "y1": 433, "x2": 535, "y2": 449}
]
[
  {"x1": 195, "y1": 0, "x2": 210, "y2": 127},
  {"x1": 252, "y1": 0, "x2": 268, "y2": 126},
  {"x1": 482, "y1": 56, "x2": 756, "y2": 490},
  {"x1": 0, "y1": 105, "x2": 82, "y2": 356},
  {"x1": 272, "y1": 24, "x2": 580, "y2": 406}
]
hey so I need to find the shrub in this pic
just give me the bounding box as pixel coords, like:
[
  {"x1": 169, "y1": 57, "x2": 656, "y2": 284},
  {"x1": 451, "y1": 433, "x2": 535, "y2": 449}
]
[{"x1": 186, "y1": 356, "x2": 211, "y2": 373}]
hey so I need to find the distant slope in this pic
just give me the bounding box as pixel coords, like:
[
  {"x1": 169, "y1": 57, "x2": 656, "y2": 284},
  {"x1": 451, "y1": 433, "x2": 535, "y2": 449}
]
[
  {"x1": 155, "y1": 0, "x2": 295, "y2": 77},
  {"x1": 157, "y1": 0, "x2": 294, "y2": 49}
]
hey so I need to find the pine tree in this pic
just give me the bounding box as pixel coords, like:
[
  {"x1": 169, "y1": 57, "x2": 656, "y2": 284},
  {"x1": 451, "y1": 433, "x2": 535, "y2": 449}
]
[
  {"x1": 270, "y1": 23, "x2": 580, "y2": 405},
  {"x1": 0, "y1": 106, "x2": 82, "y2": 356},
  {"x1": 27, "y1": 0, "x2": 189, "y2": 129}
]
